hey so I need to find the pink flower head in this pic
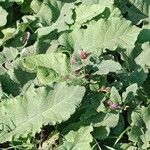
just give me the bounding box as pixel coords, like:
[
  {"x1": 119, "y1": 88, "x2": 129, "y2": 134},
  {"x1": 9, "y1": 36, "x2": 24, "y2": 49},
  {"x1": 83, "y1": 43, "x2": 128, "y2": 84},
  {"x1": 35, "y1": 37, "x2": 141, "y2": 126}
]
[
  {"x1": 110, "y1": 103, "x2": 119, "y2": 110},
  {"x1": 79, "y1": 50, "x2": 89, "y2": 59},
  {"x1": 107, "y1": 100, "x2": 119, "y2": 110}
]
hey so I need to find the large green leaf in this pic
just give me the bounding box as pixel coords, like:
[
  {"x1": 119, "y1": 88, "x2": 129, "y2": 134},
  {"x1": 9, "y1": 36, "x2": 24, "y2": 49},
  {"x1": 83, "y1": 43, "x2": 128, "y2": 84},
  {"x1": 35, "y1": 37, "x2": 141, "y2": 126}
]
[
  {"x1": 122, "y1": 83, "x2": 138, "y2": 102},
  {"x1": 74, "y1": 3, "x2": 111, "y2": 24},
  {"x1": 37, "y1": 67, "x2": 64, "y2": 84},
  {"x1": 116, "y1": 0, "x2": 149, "y2": 24},
  {"x1": 0, "y1": 6, "x2": 8, "y2": 27},
  {"x1": 0, "y1": 0, "x2": 149, "y2": 148},
  {"x1": 81, "y1": 109, "x2": 120, "y2": 128},
  {"x1": 59, "y1": 18, "x2": 140, "y2": 53},
  {"x1": 30, "y1": 0, "x2": 43, "y2": 13},
  {"x1": 0, "y1": 83, "x2": 85, "y2": 142},
  {"x1": 87, "y1": 113, "x2": 120, "y2": 128},
  {"x1": 95, "y1": 60, "x2": 122, "y2": 75},
  {"x1": 22, "y1": 53, "x2": 71, "y2": 76},
  {"x1": 37, "y1": 3, "x2": 75, "y2": 37},
  {"x1": 38, "y1": 0, "x2": 63, "y2": 26},
  {"x1": 135, "y1": 42, "x2": 150, "y2": 72},
  {"x1": 3, "y1": 47, "x2": 18, "y2": 61},
  {"x1": 57, "y1": 126, "x2": 93, "y2": 150},
  {"x1": 129, "y1": 106, "x2": 150, "y2": 149},
  {"x1": 110, "y1": 86, "x2": 122, "y2": 104},
  {"x1": 129, "y1": 0, "x2": 150, "y2": 17},
  {"x1": 0, "y1": 28, "x2": 17, "y2": 46}
]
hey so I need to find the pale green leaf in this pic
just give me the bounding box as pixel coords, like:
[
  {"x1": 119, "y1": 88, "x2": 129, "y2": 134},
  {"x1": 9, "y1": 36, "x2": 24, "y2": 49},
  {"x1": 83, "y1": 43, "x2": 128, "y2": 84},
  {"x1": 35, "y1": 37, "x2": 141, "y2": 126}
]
[
  {"x1": 135, "y1": 42, "x2": 150, "y2": 72},
  {"x1": 37, "y1": 67, "x2": 64, "y2": 85},
  {"x1": 57, "y1": 126, "x2": 93, "y2": 150},
  {"x1": 37, "y1": 3, "x2": 74, "y2": 37},
  {"x1": 0, "y1": 83, "x2": 85, "y2": 142},
  {"x1": 30, "y1": 0, "x2": 42, "y2": 13},
  {"x1": 110, "y1": 87, "x2": 122, "y2": 104},
  {"x1": 0, "y1": 28, "x2": 17, "y2": 46},
  {"x1": 141, "y1": 106, "x2": 150, "y2": 129},
  {"x1": 0, "y1": 6, "x2": 8, "y2": 27},
  {"x1": 129, "y1": 106, "x2": 150, "y2": 148},
  {"x1": 95, "y1": 60, "x2": 122, "y2": 75},
  {"x1": 75, "y1": 4, "x2": 108, "y2": 24},
  {"x1": 3, "y1": 47, "x2": 18, "y2": 61},
  {"x1": 38, "y1": 0, "x2": 63, "y2": 26},
  {"x1": 22, "y1": 53, "x2": 71, "y2": 76},
  {"x1": 59, "y1": 18, "x2": 140, "y2": 53},
  {"x1": 129, "y1": 0, "x2": 150, "y2": 17},
  {"x1": 122, "y1": 83, "x2": 138, "y2": 102},
  {"x1": 84, "y1": 112, "x2": 119, "y2": 128},
  {"x1": 140, "y1": 130, "x2": 150, "y2": 149},
  {"x1": 97, "y1": 113, "x2": 120, "y2": 128}
]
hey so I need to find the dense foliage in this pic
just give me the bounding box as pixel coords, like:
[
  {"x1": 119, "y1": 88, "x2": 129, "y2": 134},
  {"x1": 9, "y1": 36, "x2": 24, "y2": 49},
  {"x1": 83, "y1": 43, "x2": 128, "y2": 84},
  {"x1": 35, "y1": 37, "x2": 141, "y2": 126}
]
[{"x1": 0, "y1": 0, "x2": 150, "y2": 149}]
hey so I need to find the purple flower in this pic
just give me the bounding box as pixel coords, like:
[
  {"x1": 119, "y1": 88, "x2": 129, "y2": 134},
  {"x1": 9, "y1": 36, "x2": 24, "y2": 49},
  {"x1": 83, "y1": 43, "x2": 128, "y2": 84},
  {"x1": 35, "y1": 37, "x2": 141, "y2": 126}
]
[
  {"x1": 108, "y1": 100, "x2": 119, "y2": 110},
  {"x1": 79, "y1": 50, "x2": 89, "y2": 59},
  {"x1": 110, "y1": 103, "x2": 119, "y2": 110}
]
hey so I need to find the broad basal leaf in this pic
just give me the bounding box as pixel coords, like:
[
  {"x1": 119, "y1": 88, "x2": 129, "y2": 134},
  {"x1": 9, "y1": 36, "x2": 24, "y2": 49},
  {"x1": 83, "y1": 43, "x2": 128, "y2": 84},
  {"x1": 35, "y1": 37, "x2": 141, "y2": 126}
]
[
  {"x1": 22, "y1": 53, "x2": 71, "y2": 76},
  {"x1": 57, "y1": 126, "x2": 93, "y2": 150},
  {"x1": 122, "y1": 83, "x2": 138, "y2": 102},
  {"x1": 81, "y1": 111, "x2": 120, "y2": 128},
  {"x1": 129, "y1": 106, "x2": 150, "y2": 149},
  {"x1": 59, "y1": 17, "x2": 140, "y2": 53},
  {"x1": 38, "y1": 0, "x2": 63, "y2": 26},
  {"x1": 129, "y1": 0, "x2": 150, "y2": 17},
  {"x1": 37, "y1": 3, "x2": 74, "y2": 37},
  {"x1": 135, "y1": 42, "x2": 150, "y2": 72},
  {"x1": 30, "y1": 0, "x2": 42, "y2": 13},
  {"x1": 95, "y1": 60, "x2": 122, "y2": 75},
  {"x1": 74, "y1": 4, "x2": 111, "y2": 24},
  {"x1": 0, "y1": 28, "x2": 17, "y2": 46},
  {"x1": 0, "y1": 6, "x2": 8, "y2": 27},
  {"x1": 37, "y1": 67, "x2": 64, "y2": 84},
  {"x1": 0, "y1": 83, "x2": 85, "y2": 142},
  {"x1": 3, "y1": 47, "x2": 18, "y2": 61}
]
